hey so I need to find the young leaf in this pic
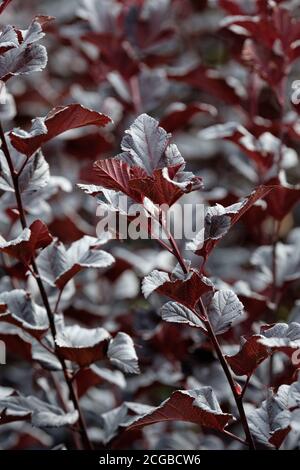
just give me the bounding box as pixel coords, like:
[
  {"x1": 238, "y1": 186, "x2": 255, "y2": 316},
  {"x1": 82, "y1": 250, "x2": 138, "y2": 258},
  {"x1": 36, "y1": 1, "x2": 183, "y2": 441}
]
[
  {"x1": 160, "y1": 301, "x2": 206, "y2": 330},
  {"x1": 0, "y1": 18, "x2": 49, "y2": 81},
  {"x1": 92, "y1": 158, "x2": 144, "y2": 202},
  {"x1": 83, "y1": 114, "x2": 202, "y2": 206},
  {"x1": 188, "y1": 186, "x2": 274, "y2": 259},
  {"x1": 207, "y1": 290, "x2": 244, "y2": 335},
  {"x1": 119, "y1": 113, "x2": 171, "y2": 174},
  {"x1": 0, "y1": 144, "x2": 49, "y2": 195},
  {"x1": 107, "y1": 332, "x2": 140, "y2": 374},
  {"x1": 0, "y1": 26, "x2": 19, "y2": 54}
]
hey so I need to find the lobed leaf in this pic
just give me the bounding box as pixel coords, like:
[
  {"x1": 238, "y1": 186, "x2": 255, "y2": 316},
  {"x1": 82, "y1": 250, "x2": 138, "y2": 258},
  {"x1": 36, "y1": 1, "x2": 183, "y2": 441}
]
[
  {"x1": 127, "y1": 388, "x2": 234, "y2": 432},
  {"x1": 0, "y1": 220, "x2": 52, "y2": 264},
  {"x1": 10, "y1": 104, "x2": 112, "y2": 156},
  {"x1": 107, "y1": 332, "x2": 140, "y2": 374}
]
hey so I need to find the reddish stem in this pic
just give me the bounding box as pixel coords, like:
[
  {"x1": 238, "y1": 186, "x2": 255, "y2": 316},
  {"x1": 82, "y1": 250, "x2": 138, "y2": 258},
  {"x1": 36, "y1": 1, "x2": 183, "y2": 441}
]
[
  {"x1": 0, "y1": 122, "x2": 93, "y2": 450},
  {"x1": 161, "y1": 232, "x2": 256, "y2": 449}
]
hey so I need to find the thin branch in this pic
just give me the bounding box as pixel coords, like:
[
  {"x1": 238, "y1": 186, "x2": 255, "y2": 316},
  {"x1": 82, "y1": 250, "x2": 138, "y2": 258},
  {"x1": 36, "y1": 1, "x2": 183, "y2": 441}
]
[
  {"x1": 271, "y1": 219, "x2": 280, "y2": 305},
  {"x1": 241, "y1": 375, "x2": 251, "y2": 399},
  {"x1": 0, "y1": 122, "x2": 93, "y2": 450},
  {"x1": 50, "y1": 372, "x2": 82, "y2": 449},
  {"x1": 54, "y1": 288, "x2": 64, "y2": 313},
  {"x1": 162, "y1": 231, "x2": 256, "y2": 449},
  {"x1": 0, "y1": 123, "x2": 27, "y2": 228},
  {"x1": 223, "y1": 430, "x2": 248, "y2": 446},
  {"x1": 201, "y1": 308, "x2": 255, "y2": 449},
  {"x1": 17, "y1": 154, "x2": 29, "y2": 178}
]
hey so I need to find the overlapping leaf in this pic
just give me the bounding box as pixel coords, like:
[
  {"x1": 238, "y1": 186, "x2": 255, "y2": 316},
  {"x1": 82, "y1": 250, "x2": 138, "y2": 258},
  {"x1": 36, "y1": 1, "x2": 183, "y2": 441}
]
[
  {"x1": 36, "y1": 236, "x2": 115, "y2": 290},
  {"x1": 100, "y1": 402, "x2": 155, "y2": 445},
  {"x1": 226, "y1": 322, "x2": 300, "y2": 377},
  {"x1": 248, "y1": 379, "x2": 300, "y2": 449},
  {"x1": 198, "y1": 122, "x2": 296, "y2": 172},
  {"x1": 142, "y1": 265, "x2": 213, "y2": 310},
  {"x1": 55, "y1": 324, "x2": 111, "y2": 367},
  {"x1": 74, "y1": 366, "x2": 126, "y2": 398},
  {"x1": 160, "y1": 102, "x2": 217, "y2": 133},
  {"x1": 0, "y1": 289, "x2": 48, "y2": 338},
  {"x1": 0, "y1": 17, "x2": 51, "y2": 81},
  {"x1": 187, "y1": 186, "x2": 273, "y2": 260},
  {"x1": 0, "y1": 144, "x2": 49, "y2": 195},
  {"x1": 251, "y1": 239, "x2": 300, "y2": 288},
  {"x1": 169, "y1": 64, "x2": 242, "y2": 106},
  {"x1": 127, "y1": 388, "x2": 234, "y2": 432},
  {"x1": 107, "y1": 332, "x2": 140, "y2": 374},
  {"x1": 0, "y1": 220, "x2": 52, "y2": 264},
  {"x1": 82, "y1": 114, "x2": 202, "y2": 206},
  {"x1": 0, "y1": 392, "x2": 78, "y2": 428},
  {"x1": 264, "y1": 171, "x2": 300, "y2": 220}
]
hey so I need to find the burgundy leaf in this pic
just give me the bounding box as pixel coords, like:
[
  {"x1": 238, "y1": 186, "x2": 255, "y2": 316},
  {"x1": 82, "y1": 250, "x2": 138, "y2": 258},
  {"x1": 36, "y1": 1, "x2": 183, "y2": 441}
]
[
  {"x1": 226, "y1": 334, "x2": 268, "y2": 377},
  {"x1": 83, "y1": 114, "x2": 202, "y2": 206},
  {"x1": 160, "y1": 102, "x2": 217, "y2": 133},
  {"x1": 74, "y1": 366, "x2": 126, "y2": 398},
  {"x1": 169, "y1": 65, "x2": 242, "y2": 106},
  {"x1": 127, "y1": 388, "x2": 234, "y2": 432},
  {"x1": 188, "y1": 185, "x2": 274, "y2": 259},
  {"x1": 0, "y1": 220, "x2": 52, "y2": 264},
  {"x1": 198, "y1": 122, "x2": 285, "y2": 172},
  {"x1": 264, "y1": 172, "x2": 300, "y2": 220},
  {"x1": 0, "y1": 289, "x2": 48, "y2": 339},
  {"x1": 142, "y1": 266, "x2": 213, "y2": 310},
  {"x1": 226, "y1": 322, "x2": 300, "y2": 377},
  {"x1": 10, "y1": 104, "x2": 112, "y2": 156},
  {"x1": 36, "y1": 236, "x2": 115, "y2": 290},
  {"x1": 56, "y1": 324, "x2": 111, "y2": 368}
]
